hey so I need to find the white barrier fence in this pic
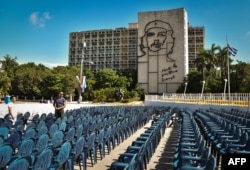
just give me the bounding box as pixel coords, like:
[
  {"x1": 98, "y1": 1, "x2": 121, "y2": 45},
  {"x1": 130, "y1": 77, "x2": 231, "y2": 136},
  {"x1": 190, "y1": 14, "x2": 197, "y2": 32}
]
[{"x1": 145, "y1": 93, "x2": 250, "y2": 111}]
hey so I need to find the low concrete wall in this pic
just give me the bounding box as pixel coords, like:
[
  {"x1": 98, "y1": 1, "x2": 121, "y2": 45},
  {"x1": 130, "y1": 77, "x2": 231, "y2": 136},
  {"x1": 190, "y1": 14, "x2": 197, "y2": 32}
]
[{"x1": 0, "y1": 102, "x2": 94, "y2": 118}]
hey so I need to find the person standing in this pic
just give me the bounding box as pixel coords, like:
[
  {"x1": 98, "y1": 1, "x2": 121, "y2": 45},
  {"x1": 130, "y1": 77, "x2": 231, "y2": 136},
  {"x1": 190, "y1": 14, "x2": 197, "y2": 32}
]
[
  {"x1": 53, "y1": 91, "x2": 66, "y2": 118},
  {"x1": 8, "y1": 95, "x2": 18, "y2": 120}
]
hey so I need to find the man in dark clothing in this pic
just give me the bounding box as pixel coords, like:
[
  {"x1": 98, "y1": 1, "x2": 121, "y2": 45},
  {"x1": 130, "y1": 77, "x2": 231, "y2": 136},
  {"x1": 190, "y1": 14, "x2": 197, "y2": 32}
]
[{"x1": 53, "y1": 91, "x2": 66, "y2": 118}]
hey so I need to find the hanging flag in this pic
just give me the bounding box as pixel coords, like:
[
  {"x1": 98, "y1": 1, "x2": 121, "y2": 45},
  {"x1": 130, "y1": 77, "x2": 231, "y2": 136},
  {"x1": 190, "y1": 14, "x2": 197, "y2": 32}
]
[
  {"x1": 76, "y1": 75, "x2": 87, "y2": 92},
  {"x1": 227, "y1": 44, "x2": 238, "y2": 56}
]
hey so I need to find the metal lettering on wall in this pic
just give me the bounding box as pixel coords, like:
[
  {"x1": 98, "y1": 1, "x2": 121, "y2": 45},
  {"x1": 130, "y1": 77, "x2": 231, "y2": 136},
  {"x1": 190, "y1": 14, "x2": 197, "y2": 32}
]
[{"x1": 139, "y1": 20, "x2": 178, "y2": 81}]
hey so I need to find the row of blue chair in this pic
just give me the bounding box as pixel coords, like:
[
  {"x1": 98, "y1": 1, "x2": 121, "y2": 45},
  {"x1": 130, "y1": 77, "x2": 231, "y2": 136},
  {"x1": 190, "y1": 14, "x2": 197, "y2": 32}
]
[
  {"x1": 173, "y1": 109, "x2": 216, "y2": 170},
  {"x1": 110, "y1": 107, "x2": 171, "y2": 170},
  {"x1": 194, "y1": 108, "x2": 250, "y2": 168},
  {"x1": 1, "y1": 105, "x2": 156, "y2": 169}
]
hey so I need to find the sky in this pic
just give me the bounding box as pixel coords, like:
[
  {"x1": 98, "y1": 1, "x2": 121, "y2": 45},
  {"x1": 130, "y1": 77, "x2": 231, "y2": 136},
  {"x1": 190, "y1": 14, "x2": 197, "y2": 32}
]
[{"x1": 0, "y1": 0, "x2": 250, "y2": 68}]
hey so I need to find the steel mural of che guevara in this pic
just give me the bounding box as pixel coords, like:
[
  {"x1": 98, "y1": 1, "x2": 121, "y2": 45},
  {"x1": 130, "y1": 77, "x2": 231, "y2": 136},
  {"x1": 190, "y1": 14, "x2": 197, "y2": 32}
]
[{"x1": 139, "y1": 20, "x2": 178, "y2": 82}]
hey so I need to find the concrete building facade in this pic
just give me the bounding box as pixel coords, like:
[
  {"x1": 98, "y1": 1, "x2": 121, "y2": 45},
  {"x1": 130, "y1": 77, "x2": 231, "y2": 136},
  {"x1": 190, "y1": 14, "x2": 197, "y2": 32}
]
[
  {"x1": 137, "y1": 8, "x2": 189, "y2": 93},
  {"x1": 68, "y1": 8, "x2": 204, "y2": 94},
  {"x1": 68, "y1": 24, "x2": 138, "y2": 72},
  {"x1": 188, "y1": 25, "x2": 205, "y2": 71}
]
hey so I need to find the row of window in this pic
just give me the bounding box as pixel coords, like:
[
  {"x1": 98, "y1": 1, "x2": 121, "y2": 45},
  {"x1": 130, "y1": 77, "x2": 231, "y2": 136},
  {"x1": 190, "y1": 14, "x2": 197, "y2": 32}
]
[
  {"x1": 70, "y1": 30, "x2": 138, "y2": 39},
  {"x1": 71, "y1": 48, "x2": 137, "y2": 52}
]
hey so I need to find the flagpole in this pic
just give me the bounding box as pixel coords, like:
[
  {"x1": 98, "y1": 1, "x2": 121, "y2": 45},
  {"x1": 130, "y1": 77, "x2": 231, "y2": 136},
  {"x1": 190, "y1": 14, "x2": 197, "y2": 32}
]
[{"x1": 226, "y1": 36, "x2": 231, "y2": 104}]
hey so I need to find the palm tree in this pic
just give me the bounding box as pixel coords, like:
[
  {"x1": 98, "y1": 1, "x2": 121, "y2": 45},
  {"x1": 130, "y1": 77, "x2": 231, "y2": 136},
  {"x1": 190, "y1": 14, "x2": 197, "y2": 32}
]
[
  {"x1": 217, "y1": 47, "x2": 228, "y2": 78},
  {"x1": 195, "y1": 48, "x2": 207, "y2": 80},
  {"x1": 206, "y1": 44, "x2": 220, "y2": 79}
]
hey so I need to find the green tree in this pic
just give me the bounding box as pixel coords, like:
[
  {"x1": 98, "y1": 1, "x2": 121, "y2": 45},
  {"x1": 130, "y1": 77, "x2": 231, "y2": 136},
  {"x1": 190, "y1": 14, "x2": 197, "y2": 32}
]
[
  {"x1": 0, "y1": 71, "x2": 11, "y2": 97},
  {"x1": 0, "y1": 55, "x2": 19, "y2": 95},
  {"x1": 13, "y1": 62, "x2": 51, "y2": 98}
]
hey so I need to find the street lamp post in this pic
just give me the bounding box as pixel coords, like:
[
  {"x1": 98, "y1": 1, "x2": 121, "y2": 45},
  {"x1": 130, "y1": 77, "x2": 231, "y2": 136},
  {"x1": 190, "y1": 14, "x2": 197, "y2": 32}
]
[
  {"x1": 224, "y1": 79, "x2": 228, "y2": 99},
  {"x1": 184, "y1": 82, "x2": 188, "y2": 97},
  {"x1": 201, "y1": 80, "x2": 205, "y2": 99},
  {"x1": 78, "y1": 41, "x2": 86, "y2": 104}
]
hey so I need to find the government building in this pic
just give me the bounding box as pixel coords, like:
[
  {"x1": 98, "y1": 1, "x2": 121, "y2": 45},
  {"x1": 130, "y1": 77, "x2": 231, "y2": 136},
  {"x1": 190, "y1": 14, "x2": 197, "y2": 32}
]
[{"x1": 68, "y1": 8, "x2": 205, "y2": 93}]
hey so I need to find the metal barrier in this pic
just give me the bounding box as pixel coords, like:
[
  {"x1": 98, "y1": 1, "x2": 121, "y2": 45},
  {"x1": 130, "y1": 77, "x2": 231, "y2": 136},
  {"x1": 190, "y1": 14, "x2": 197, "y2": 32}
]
[{"x1": 145, "y1": 93, "x2": 250, "y2": 109}]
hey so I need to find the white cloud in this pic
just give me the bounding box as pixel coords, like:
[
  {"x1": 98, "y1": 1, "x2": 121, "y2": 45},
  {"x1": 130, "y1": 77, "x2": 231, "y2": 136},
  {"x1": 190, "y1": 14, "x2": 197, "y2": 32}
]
[
  {"x1": 43, "y1": 12, "x2": 51, "y2": 19},
  {"x1": 29, "y1": 11, "x2": 52, "y2": 28},
  {"x1": 30, "y1": 12, "x2": 39, "y2": 25},
  {"x1": 247, "y1": 31, "x2": 250, "y2": 37}
]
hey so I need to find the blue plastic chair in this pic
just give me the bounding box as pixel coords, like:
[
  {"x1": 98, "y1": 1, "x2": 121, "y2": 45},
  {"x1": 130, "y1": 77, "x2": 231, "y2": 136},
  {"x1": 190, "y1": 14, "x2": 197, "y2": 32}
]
[
  {"x1": 82, "y1": 123, "x2": 90, "y2": 137},
  {"x1": 117, "y1": 153, "x2": 137, "y2": 170},
  {"x1": 0, "y1": 118, "x2": 5, "y2": 126},
  {"x1": 7, "y1": 157, "x2": 30, "y2": 170},
  {"x1": 48, "y1": 130, "x2": 64, "y2": 150},
  {"x1": 64, "y1": 127, "x2": 75, "y2": 142},
  {"x1": 37, "y1": 126, "x2": 48, "y2": 137},
  {"x1": 26, "y1": 122, "x2": 36, "y2": 131},
  {"x1": 67, "y1": 136, "x2": 86, "y2": 170},
  {"x1": 40, "y1": 113, "x2": 47, "y2": 121},
  {"x1": 23, "y1": 112, "x2": 30, "y2": 125},
  {"x1": 125, "y1": 146, "x2": 146, "y2": 170},
  {"x1": 33, "y1": 133, "x2": 50, "y2": 155},
  {"x1": 83, "y1": 132, "x2": 96, "y2": 166},
  {"x1": 0, "y1": 144, "x2": 13, "y2": 169},
  {"x1": 31, "y1": 114, "x2": 40, "y2": 125},
  {"x1": 49, "y1": 123, "x2": 59, "y2": 138},
  {"x1": 31, "y1": 148, "x2": 53, "y2": 170},
  {"x1": 5, "y1": 131, "x2": 22, "y2": 150},
  {"x1": 0, "y1": 136, "x2": 4, "y2": 145},
  {"x1": 49, "y1": 141, "x2": 71, "y2": 170},
  {"x1": 95, "y1": 128, "x2": 105, "y2": 161},
  {"x1": 179, "y1": 156, "x2": 217, "y2": 170},
  {"x1": 10, "y1": 138, "x2": 35, "y2": 163},
  {"x1": 174, "y1": 147, "x2": 211, "y2": 169},
  {"x1": 110, "y1": 161, "x2": 129, "y2": 170},
  {"x1": 59, "y1": 121, "x2": 67, "y2": 132},
  {"x1": 103, "y1": 125, "x2": 112, "y2": 155},
  {"x1": 23, "y1": 127, "x2": 37, "y2": 139},
  {"x1": 0, "y1": 126, "x2": 9, "y2": 140},
  {"x1": 75, "y1": 124, "x2": 83, "y2": 140}
]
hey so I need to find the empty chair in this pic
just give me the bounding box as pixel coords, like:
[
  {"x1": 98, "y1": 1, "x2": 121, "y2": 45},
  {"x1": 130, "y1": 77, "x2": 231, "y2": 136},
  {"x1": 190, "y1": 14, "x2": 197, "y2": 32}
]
[
  {"x1": 49, "y1": 123, "x2": 59, "y2": 138},
  {"x1": 116, "y1": 153, "x2": 137, "y2": 170},
  {"x1": 110, "y1": 162, "x2": 129, "y2": 170},
  {"x1": 0, "y1": 118, "x2": 5, "y2": 126},
  {"x1": 40, "y1": 113, "x2": 47, "y2": 121},
  {"x1": 32, "y1": 133, "x2": 50, "y2": 155},
  {"x1": 67, "y1": 136, "x2": 86, "y2": 170},
  {"x1": 26, "y1": 122, "x2": 36, "y2": 131},
  {"x1": 37, "y1": 125, "x2": 48, "y2": 137},
  {"x1": 23, "y1": 112, "x2": 30, "y2": 125},
  {"x1": 10, "y1": 138, "x2": 35, "y2": 162},
  {"x1": 59, "y1": 121, "x2": 67, "y2": 132},
  {"x1": 5, "y1": 131, "x2": 22, "y2": 150},
  {"x1": 31, "y1": 114, "x2": 40, "y2": 125},
  {"x1": 174, "y1": 147, "x2": 211, "y2": 169},
  {"x1": 23, "y1": 127, "x2": 37, "y2": 139},
  {"x1": 49, "y1": 141, "x2": 71, "y2": 170},
  {"x1": 31, "y1": 148, "x2": 53, "y2": 170},
  {"x1": 74, "y1": 124, "x2": 83, "y2": 140},
  {"x1": 103, "y1": 125, "x2": 112, "y2": 155},
  {"x1": 7, "y1": 157, "x2": 30, "y2": 170},
  {"x1": 95, "y1": 128, "x2": 105, "y2": 161},
  {"x1": 83, "y1": 131, "x2": 96, "y2": 166},
  {"x1": 64, "y1": 127, "x2": 75, "y2": 142},
  {"x1": 125, "y1": 145, "x2": 147, "y2": 170},
  {"x1": 82, "y1": 123, "x2": 90, "y2": 137},
  {"x1": 179, "y1": 156, "x2": 217, "y2": 170},
  {"x1": 48, "y1": 130, "x2": 64, "y2": 150},
  {"x1": 0, "y1": 144, "x2": 13, "y2": 169},
  {"x1": 0, "y1": 136, "x2": 4, "y2": 145},
  {"x1": 0, "y1": 126, "x2": 9, "y2": 140}
]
